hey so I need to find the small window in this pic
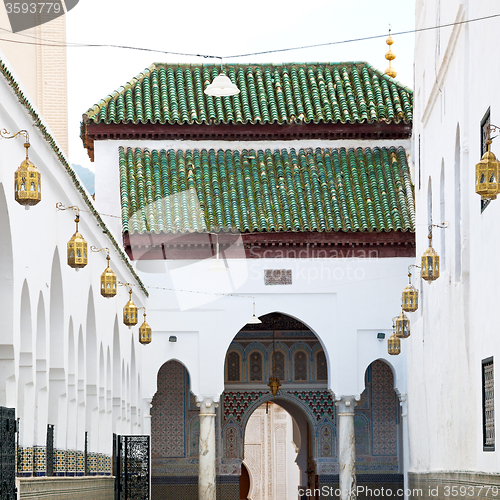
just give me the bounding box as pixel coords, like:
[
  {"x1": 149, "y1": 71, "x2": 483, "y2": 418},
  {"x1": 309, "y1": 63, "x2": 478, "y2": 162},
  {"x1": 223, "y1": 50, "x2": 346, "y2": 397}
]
[
  {"x1": 249, "y1": 351, "x2": 263, "y2": 382},
  {"x1": 316, "y1": 351, "x2": 327, "y2": 381},
  {"x1": 483, "y1": 357, "x2": 495, "y2": 451},
  {"x1": 272, "y1": 351, "x2": 285, "y2": 380},
  {"x1": 226, "y1": 351, "x2": 240, "y2": 382},
  {"x1": 294, "y1": 351, "x2": 308, "y2": 381}
]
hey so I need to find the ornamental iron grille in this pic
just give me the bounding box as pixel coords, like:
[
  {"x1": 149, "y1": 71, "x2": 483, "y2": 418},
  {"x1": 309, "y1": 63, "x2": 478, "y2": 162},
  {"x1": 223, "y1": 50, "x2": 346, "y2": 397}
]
[
  {"x1": 482, "y1": 357, "x2": 495, "y2": 451},
  {"x1": 46, "y1": 424, "x2": 54, "y2": 477},
  {"x1": 0, "y1": 407, "x2": 16, "y2": 500},
  {"x1": 114, "y1": 435, "x2": 150, "y2": 500}
]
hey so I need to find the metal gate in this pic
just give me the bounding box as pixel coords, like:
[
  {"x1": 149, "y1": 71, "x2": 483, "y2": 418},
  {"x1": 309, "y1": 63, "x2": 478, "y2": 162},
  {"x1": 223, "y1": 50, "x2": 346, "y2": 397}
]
[
  {"x1": 0, "y1": 407, "x2": 16, "y2": 500},
  {"x1": 114, "y1": 434, "x2": 150, "y2": 500}
]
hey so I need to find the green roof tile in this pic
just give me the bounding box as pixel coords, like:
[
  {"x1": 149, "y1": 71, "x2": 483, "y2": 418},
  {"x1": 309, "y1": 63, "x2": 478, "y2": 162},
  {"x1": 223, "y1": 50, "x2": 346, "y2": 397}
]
[
  {"x1": 84, "y1": 62, "x2": 412, "y2": 127},
  {"x1": 119, "y1": 146, "x2": 414, "y2": 235}
]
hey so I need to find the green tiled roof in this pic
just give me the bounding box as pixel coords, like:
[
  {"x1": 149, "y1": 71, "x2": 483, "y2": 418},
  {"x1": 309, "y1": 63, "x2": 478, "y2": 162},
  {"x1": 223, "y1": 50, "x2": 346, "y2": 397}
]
[
  {"x1": 119, "y1": 146, "x2": 414, "y2": 234},
  {"x1": 85, "y1": 62, "x2": 412, "y2": 126}
]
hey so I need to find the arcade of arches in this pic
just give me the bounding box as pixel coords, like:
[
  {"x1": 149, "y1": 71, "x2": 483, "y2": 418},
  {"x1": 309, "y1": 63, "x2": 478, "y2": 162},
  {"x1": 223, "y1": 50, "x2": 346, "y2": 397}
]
[{"x1": 150, "y1": 314, "x2": 403, "y2": 500}]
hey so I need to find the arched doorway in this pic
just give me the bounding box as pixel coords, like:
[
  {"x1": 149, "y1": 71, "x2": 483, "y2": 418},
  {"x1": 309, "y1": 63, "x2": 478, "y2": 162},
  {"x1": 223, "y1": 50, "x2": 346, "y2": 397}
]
[
  {"x1": 150, "y1": 360, "x2": 199, "y2": 500},
  {"x1": 243, "y1": 401, "x2": 300, "y2": 500},
  {"x1": 221, "y1": 313, "x2": 335, "y2": 499}
]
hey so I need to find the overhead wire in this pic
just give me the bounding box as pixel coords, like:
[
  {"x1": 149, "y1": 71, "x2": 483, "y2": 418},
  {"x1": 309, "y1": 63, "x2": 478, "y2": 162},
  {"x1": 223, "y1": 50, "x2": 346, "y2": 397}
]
[{"x1": 0, "y1": 12, "x2": 497, "y2": 60}]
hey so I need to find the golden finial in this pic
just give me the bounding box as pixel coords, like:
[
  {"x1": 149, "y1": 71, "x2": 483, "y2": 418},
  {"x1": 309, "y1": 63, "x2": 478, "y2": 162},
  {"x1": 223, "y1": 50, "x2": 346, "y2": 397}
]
[{"x1": 385, "y1": 27, "x2": 397, "y2": 78}]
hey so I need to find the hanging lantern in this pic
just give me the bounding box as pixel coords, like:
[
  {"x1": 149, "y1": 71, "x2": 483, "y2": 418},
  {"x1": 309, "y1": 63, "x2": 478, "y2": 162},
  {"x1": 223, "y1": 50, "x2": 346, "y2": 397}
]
[
  {"x1": 402, "y1": 270, "x2": 418, "y2": 312},
  {"x1": 0, "y1": 129, "x2": 41, "y2": 205},
  {"x1": 100, "y1": 254, "x2": 117, "y2": 298},
  {"x1": 421, "y1": 230, "x2": 440, "y2": 282},
  {"x1": 395, "y1": 311, "x2": 410, "y2": 338},
  {"x1": 67, "y1": 214, "x2": 88, "y2": 268},
  {"x1": 139, "y1": 312, "x2": 151, "y2": 345},
  {"x1": 388, "y1": 333, "x2": 401, "y2": 355},
  {"x1": 475, "y1": 140, "x2": 500, "y2": 200},
  {"x1": 123, "y1": 289, "x2": 138, "y2": 327},
  {"x1": 268, "y1": 376, "x2": 281, "y2": 397}
]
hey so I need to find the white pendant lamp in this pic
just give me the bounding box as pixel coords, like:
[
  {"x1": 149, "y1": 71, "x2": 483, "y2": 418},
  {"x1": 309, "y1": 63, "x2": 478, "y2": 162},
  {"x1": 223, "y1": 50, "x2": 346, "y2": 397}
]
[
  {"x1": 204, "y1": 66, "x2": 240, "y2": 97},
  {"x1": 247, "y1": 299, "x2": 262, "y2": 325}
]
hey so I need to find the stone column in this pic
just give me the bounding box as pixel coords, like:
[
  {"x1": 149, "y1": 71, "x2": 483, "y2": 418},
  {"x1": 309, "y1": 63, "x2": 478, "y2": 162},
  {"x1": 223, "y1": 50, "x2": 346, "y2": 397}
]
[
  {"x1": 336, "y1": 396, "x2": 357, "y2": 500},
  {"x1": 198, "y1": 398, "x2": 218, "y2": 500}
]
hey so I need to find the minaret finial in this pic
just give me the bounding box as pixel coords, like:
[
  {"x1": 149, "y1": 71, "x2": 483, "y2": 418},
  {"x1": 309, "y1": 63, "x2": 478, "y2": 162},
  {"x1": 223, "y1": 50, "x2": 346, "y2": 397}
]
[{"x1": 385, "y1": 26, "x2": 397, "y2": 78}]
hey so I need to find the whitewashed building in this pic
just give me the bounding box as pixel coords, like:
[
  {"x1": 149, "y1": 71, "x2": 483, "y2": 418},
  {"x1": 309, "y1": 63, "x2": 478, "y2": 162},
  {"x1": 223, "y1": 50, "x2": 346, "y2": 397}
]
[
  {"x1": 410, "y1": 0, "x2": 500, "y2": 496},
  {"x1": 0, "y1": 51, "x2": 148, "y2": 499},
  {"x1": 81, "y1": 60, "x2": 415, "y2": 500}
]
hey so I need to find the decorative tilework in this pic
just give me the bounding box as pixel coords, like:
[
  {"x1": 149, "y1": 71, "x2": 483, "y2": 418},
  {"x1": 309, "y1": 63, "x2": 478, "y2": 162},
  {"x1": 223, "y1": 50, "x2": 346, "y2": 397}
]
[
  {"x1": 152, "y1": 361, "x2": 186, "y2": 458},
  {"x1": 223, "y1": 391, "x2": 267, "y2": 424},
  {"x1": 65, "y1": 449, "x2": 76, "y2": 476},
  {"x1": 371, "y1": 360, "x2": 397, "y2": 456},
  {"x1": 354, "y1": 414, "x2": 370, "y2": 455},
  {"x1": 318, "y1": 423, "x2": 335, "y2": 458},
  {"x1": 223, "y1": 425, "x2": 240, "y2": 459},
  {"x1": 88, "y1": 452, "x2": 98, "y2": 475},
  {"x1": 18, "y1": 447, "x2": 33, "y2": 476},
  {"x1": 288, "y1": 390, "x2": 336, "y2": 422},
  {"x1": 33, "y1": 446, "x2": 46, "y2": 476},
  {"x1": 54, "y1": 449, "x2": 66, "y2": 476},
  {"x1": 76, "y1": 450, "x2": 85, "y2": 476},
  {"x1": 188, "y1": 417, "x2": 200, "y2": 457},
  {"x1": 264, "y1": 269, "x2": 292, "y2": 285}
]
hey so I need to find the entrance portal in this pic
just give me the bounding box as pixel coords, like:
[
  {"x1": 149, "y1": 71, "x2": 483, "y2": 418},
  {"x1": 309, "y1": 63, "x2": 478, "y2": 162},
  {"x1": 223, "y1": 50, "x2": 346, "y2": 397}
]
[{"x1": 243, "y1": 402, "x2": 300, "y2": 500}]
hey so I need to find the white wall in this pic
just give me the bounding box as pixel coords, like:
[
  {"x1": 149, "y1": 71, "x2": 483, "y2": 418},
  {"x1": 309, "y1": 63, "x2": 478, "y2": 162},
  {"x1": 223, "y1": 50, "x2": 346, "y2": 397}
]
[{"x1": 412, "y1": 0, "x2": 500, "y2": 473}]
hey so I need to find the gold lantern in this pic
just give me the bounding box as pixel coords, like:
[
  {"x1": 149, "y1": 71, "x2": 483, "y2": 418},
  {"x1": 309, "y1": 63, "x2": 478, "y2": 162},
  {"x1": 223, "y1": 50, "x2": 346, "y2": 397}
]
[
  {"x1": 421, "y1": 227, "x2": 440, "y2": 282},
  {"x1": 388, "y1": 333, "x2": 401, "y2": 355},
  {"x1": 395, "y1": 311, "x2": 410, "y2": 338},
  {"x1": 67, "y1": 214, "x2": 88, "y2": 268},
  {"x1": 268, "y1": 376, "x2": 281, "y2": 397},
  {"x1": 91, "y1": 247, "x2": 117, "y2": 298},
  {"x1": 476, "y1": 139, "x2": 500, "y2": 200},
  {"x1": 402, "y1": 266, "x2": 418, "y2": 312},
  {"x1": 139, "y1": 312, "x2": 151, "y2": 345},
  {"x1": 123, "y1": 289, "x2": 138, "y2": 327},
  {"x1": 0, "y1": 129, "x2": 41, "y2": 206}
]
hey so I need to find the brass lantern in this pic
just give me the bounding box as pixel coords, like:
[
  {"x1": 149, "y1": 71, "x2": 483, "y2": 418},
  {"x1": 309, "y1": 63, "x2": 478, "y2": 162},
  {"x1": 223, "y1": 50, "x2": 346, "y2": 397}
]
[
  {"x1": 421, "y1": 229, "x2": 440, "y2": 282},
  {"x1": 15, "y1": 142, "x2": 41, "y2": 206},
  {"x1": 67, "y1": 214, "x2": 88, "y2": 268},
  {"x1": 475, "y1": 140, "x2": 500, "y2": 200},
  {"x1": 402, "y1": 268, "x2": 418, "y2": 312},
  {"x1": 388, "y1": 333, "x2": 401, "y2": 355},
  {"x1": 395, "y1": 311, "x2": 410, "y2": 338},
  {"x1": 123, "y1": 289, "x2": 138, "y2": 327},
  {"x1": 268, "y1": 376, "x2": 281, "y2": 397},
  {"x1": 139, "y1": 312, "x2": 151, "y2": 345},
  {"x1": 100, "y1": 254, "x2": 117, "y2": 297},
  {"x1": 0, "y1": 129, "x2": 41, "y2": 206}
]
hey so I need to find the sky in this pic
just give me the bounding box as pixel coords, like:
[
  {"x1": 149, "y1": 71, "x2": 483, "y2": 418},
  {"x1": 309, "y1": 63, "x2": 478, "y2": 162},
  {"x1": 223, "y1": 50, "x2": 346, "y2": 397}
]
[{"x1": 65, "y1": 0, "x2": 416, "y2": 170}]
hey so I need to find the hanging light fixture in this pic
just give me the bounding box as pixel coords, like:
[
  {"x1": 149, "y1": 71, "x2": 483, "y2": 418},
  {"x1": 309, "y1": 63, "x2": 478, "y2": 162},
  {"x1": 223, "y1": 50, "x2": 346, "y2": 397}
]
[
  {"x1": 476, "y1": 125, "x2": 500, "y2": 200},
  {"x1": 402, "y1": 265, "x2": 419, "y2": 312},
  {"x1": 209, "y1": 232, "x2": 227, "y2": 271},
  {"x1": 247, "y1": 298, "x2": 262, "y2": 325},
  {"x1": 388, "y1": 318, "x2": 401, "y2": 355},
  {"x1": 204, "y1": 60, "x2": 240, "y2": 97},
  {"x1": 57, "y1": 203, "x2": 88, "y2": 269},
  {"x1": 123, "y1": 286, "x2": 138, "y2": 327},
  {"x1": 421, "y1": 225, "x2": 439, "y2": 282},
  {"x1": 268, "y1": 330, "x2": 281, "y2": 397},
  {"x1": 91, "y1": 246, "x2": 117, "y2": 298},
  {"x1": 0, "y1": 129, "x2": 41, "y2": 206},
  {"x1": 421, "y1": 223, "x2": 447, "y2": 282},
  {"x1": 395, "y1": 310, "x2": 410, "y2": 339},
  {"x1": 138, "y1": 309, "x2": 152, "y2": 345}
]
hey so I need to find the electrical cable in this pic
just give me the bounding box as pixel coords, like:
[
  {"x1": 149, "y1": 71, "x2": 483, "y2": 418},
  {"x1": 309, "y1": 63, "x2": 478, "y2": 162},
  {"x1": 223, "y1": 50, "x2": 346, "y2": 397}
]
[{"x1": 0, "y1": 12, "x2": 497, "y2": 60}]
